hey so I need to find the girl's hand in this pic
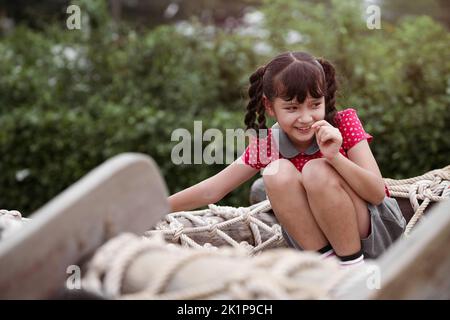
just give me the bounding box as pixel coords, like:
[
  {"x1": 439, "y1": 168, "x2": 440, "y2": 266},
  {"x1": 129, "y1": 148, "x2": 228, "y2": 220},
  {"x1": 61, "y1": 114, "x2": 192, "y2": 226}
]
[{"x1": 311, "y1": 120, "x2": 342, "y2": 160}]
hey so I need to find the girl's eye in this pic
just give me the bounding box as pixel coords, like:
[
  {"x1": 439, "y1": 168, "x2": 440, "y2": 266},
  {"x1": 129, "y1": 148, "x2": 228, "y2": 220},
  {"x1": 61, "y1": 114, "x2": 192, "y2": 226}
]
[{"x1": 312, "y1": 104, "x2": 321, "y2": 109}]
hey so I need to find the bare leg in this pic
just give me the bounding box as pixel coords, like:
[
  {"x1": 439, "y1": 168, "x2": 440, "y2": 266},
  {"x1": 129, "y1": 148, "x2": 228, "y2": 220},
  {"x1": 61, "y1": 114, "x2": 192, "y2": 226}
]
[
  {"x1": 302, "y1": 159, "x2": 369, "y2": 257},
  {"x1": 263, "y1": 159, "x2": 328, "y2": 251}
]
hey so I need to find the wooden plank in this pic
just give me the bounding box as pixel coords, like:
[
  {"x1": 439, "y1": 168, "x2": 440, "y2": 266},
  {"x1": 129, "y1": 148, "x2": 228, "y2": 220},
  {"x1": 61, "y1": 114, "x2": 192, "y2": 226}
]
[
  {"x1": 339, "y1": 198, "x2": 450, "y2": 299},
  {"x1": 0, "y1": 153, "x2": 169, "y2": 299}
]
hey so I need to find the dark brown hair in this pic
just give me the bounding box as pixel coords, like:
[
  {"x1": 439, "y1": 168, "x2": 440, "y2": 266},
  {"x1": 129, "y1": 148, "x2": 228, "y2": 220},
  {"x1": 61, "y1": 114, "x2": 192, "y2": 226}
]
[{"x1": 244, "y1": 51, "x2": 338, "y2": 132}]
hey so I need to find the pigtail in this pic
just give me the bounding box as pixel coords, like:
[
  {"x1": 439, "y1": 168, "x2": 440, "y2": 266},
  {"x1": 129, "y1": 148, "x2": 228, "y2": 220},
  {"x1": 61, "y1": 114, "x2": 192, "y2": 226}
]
[
  {"x1": 317, "y1": 58, "x2": 339, "y2": 126},
  {"x1": 244, "y1": 66, "x2": 267, "y2": 134}
]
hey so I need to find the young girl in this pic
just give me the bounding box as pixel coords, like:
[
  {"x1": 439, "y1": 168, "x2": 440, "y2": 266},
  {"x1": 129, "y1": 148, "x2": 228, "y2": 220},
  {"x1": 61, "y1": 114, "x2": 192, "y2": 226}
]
[{"x1": 168, "y1": 51, "x2": 405, "y2": 266}]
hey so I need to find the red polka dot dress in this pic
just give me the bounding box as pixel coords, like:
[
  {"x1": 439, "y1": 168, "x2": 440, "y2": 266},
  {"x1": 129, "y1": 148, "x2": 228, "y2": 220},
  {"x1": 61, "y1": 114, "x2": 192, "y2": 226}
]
[{"x1": 241, "y1": 108, "x2": 390, "y2": 197}]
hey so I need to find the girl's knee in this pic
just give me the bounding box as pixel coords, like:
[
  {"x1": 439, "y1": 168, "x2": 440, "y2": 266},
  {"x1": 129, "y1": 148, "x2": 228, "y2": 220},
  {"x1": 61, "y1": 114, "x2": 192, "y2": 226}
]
[
  {"x1": 263, "y1": 159, "x2": 300, "y2": 189},
  {"x1": 303, "y1": 159, "x2": 340, "y2": 191}
]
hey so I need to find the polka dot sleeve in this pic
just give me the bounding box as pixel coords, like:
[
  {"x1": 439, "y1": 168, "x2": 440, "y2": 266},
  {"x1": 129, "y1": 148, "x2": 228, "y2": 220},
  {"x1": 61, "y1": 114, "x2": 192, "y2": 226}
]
[
  {"x1": 338, "y1": 108, "x2": 373, "y2": 151},
  {"x1": 240, "y1": 129, "x2": 275, "y2": 170}
]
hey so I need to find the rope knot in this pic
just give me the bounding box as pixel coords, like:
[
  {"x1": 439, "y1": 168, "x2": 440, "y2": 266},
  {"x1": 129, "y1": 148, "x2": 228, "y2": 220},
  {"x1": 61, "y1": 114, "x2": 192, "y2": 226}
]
[
  {"x1": 243, "y1": 211, "x2": 253, "y2": 225},
  {"x1": 238, "y1": 241, "x2": 254, "y2": 254},
  {"x1": 423, "y1": 188, "x2": 434, "y2": 200},
  {"x1": 271, "y1": 224, "x2": 283, "y2": 240}
]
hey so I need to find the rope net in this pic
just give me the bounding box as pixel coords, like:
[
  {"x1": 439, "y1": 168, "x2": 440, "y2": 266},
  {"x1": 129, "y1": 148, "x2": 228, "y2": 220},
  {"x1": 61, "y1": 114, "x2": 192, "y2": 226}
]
[{"x1": 145, "y1": 200, "x2": 285, "y2": 255}]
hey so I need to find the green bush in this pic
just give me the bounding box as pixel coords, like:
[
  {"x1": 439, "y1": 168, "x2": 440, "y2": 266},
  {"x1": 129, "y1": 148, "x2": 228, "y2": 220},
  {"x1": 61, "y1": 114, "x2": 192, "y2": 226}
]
[
  {"x1": 1, "y1": 0, "x2": 449, "y2": 216},
  {"x1": 0, "y1": 11, "x2": 260, "y2": 215}
]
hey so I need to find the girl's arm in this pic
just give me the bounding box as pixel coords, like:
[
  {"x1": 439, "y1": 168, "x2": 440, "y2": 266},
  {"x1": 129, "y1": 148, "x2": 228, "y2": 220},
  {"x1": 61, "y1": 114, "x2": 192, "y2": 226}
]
[
  {"x1": 168, "y1": 160, "x2": 260, "y2": 212},
  {"x1": 327, "y1": 140, "x2": 386, "y2": 205}
]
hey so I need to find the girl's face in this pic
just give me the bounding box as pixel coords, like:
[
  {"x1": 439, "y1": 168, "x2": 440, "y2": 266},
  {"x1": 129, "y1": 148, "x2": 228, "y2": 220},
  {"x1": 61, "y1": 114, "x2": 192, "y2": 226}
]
[{"x1": 264, "y1": 94, "x2": 326, "y2": 150}]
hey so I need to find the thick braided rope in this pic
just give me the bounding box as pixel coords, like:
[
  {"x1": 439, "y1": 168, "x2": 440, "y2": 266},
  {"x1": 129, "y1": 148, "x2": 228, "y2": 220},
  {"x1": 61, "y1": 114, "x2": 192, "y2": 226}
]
[
  {"x1": 82, "y1": 233, "x2": 353, "y2": 300},
  {"x1": 384, "y1": 165, "x2": 450, "y2": 235}
]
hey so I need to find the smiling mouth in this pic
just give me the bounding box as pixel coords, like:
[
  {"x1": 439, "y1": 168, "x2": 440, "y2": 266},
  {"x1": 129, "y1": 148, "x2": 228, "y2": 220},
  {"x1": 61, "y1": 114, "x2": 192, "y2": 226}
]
[{"x1": 296, "y1": 126, "x2": 312, "y2": 133}]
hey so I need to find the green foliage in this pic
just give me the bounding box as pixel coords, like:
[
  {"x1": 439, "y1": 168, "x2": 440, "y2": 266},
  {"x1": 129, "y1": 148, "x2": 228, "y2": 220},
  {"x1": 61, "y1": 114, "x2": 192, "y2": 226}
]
[
  {"x1": 0, "y1": 6, "x2": 260, "y2": 215},
  {"x1": 1, "y1": 0, "x2": 449, "y2": 215}
]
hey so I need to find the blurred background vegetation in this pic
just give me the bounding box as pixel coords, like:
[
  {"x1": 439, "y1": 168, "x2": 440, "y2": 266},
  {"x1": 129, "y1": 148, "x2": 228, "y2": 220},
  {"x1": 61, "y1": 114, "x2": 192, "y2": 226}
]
[{"x1": 0, "y1": 0, "x2": 449, "y2": 216}]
